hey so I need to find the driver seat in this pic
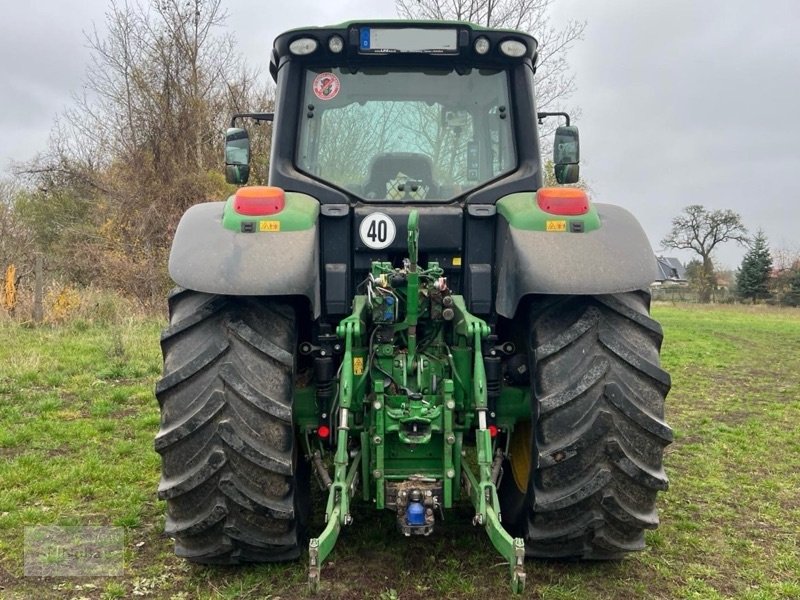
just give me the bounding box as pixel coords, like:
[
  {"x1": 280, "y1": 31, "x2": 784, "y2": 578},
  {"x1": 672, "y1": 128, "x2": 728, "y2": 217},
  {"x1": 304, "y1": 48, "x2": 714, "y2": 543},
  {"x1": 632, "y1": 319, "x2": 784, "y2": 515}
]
[{"x1": 364, "y1": 153, "x2": 436, "y2": 200}]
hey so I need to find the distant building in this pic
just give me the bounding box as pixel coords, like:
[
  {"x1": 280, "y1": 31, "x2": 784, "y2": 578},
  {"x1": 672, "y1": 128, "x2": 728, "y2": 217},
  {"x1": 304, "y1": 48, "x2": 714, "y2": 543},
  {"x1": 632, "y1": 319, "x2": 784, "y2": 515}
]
[
  {"x1": 654, "y1": 256, "x2": 687, "y2": 285},
  {"x1": 715, "y1": 271, "x2": 733, "y2": 291}
]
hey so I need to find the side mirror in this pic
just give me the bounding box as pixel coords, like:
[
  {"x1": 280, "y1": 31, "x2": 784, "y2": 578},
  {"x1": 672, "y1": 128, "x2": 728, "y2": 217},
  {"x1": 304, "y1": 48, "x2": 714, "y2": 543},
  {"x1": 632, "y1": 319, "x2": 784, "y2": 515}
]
[
  {"x1": 553, "y1": 125, "x2": 580, "y2": 184},
  {"x1": 224, "y1": 127, "x2": 251, "y2": 185}
]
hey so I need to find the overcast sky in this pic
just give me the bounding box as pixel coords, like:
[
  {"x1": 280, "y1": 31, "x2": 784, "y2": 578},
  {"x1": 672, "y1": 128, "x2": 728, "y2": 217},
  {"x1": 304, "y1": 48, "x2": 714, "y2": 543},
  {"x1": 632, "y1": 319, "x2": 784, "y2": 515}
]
[{"x1": 1, "y1": 0, "x2": 798, "y2": 269}]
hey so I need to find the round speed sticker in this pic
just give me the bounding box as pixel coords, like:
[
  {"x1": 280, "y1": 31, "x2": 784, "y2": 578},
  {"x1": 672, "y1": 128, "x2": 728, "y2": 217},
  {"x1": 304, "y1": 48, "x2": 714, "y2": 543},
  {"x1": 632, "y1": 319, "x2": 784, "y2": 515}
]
[
  {"x1": 313, "y1": 72, "x2": 340, "y2": 101},
  {"x1": 359, "y1": 213, "x2": 396, "y2": 250}
]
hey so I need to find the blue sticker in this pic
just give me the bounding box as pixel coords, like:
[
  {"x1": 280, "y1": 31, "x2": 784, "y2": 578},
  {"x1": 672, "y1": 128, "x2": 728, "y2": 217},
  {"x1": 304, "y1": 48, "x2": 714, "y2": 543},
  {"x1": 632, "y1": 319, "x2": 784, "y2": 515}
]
[{"x1": 360, "y1": 27, "x2": 371, "y2": 49}]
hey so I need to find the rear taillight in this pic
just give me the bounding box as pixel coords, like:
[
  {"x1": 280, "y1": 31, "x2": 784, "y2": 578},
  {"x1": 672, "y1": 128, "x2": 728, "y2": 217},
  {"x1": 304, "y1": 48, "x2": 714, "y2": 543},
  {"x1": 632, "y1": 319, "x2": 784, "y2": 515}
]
[
  {"x1": 233, "y1": 186, "x2": 285, "y2": 216},
  {"x1": 536, "y1": 187, "x2": 589, "y2": 216}
]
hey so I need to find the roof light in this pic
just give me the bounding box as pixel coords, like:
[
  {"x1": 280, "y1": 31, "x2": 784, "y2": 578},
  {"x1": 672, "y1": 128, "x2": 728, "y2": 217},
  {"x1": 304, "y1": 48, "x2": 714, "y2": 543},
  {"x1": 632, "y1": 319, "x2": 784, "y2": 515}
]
[
  {"x1": 289, "y1": 37, "x2": 318, "y2": 56},
  {"x1": 537, "y1": 187, "x2": 589, "y2": 216},
  {"x1": 233, "y1": 186, "x2": 286, "y2": 216},
  {"x1": 474, "y1": 37, "x2": 490, "y2": 55},
  {"x1": 500, "y1": 39, "x2": 527, "y2": 57},
  {"x1": 328, "y1": 35, "x2": 344, "y2": 53}
]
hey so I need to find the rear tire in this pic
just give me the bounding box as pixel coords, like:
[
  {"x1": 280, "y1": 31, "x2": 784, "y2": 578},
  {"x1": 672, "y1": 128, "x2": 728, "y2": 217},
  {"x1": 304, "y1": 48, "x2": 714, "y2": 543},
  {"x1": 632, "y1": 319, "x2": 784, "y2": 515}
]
[
  {"x1": 155, "y1": 289, "x2": 308, "y2": 563},
  {"x1": 500, "y1": 292, "x2": 672, "y2": 558}
]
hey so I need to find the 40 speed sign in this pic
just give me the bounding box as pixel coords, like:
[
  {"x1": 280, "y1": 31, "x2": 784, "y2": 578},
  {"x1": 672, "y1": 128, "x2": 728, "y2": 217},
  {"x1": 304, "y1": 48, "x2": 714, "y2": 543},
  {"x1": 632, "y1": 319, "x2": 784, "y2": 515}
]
[{"x1": 359, "y1": 212, "x2": 396, "y2": 250}]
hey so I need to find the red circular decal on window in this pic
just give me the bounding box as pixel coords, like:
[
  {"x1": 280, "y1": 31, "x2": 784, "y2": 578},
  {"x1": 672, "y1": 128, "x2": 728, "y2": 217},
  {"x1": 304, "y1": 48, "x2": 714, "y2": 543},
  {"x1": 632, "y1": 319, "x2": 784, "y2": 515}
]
[{"x1": 312, "y1": 72, "x2": 341, "y2": 101}]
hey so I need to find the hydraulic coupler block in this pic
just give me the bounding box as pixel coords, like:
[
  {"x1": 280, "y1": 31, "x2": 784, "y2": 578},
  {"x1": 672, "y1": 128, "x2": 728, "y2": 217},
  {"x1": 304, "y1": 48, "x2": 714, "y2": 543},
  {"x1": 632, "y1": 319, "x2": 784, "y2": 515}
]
[
  {"x1": 370, "y1": 294, "x2": 397, "y2": 323},
  {"x1": 387, "y1": 478, "x2": 441, "y2": 536}
]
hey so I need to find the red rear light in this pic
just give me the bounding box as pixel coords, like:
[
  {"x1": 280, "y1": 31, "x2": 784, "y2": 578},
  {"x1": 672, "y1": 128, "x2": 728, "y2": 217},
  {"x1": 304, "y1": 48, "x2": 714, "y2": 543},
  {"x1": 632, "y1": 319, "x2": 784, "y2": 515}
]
[
  {"x1": 537, "y1": 187, "x2": 589, "y2": 216},
  {"x1": 317, "y1": 425, "x2": 330, "y2": 439},
  {"x1": 233, "y1": 186, "x2": 285, "y2": 216},
  {"x1": 488, "y1": 424, "x2": 498, "y2": 438}
]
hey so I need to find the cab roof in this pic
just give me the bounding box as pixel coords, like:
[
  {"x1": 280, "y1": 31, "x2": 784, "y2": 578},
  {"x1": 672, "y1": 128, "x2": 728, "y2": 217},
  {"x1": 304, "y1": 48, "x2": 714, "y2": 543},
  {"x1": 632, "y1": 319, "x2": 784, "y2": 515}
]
[{"x1": 269, "y1": 20, "x2": 538, "y2": 81}]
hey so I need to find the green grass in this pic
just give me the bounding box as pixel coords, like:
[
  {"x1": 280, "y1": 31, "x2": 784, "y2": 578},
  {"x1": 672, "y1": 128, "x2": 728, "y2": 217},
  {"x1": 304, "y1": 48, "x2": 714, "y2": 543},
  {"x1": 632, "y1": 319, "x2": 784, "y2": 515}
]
[{"x1": 0, "y1": 303, "x2": 799, "y2": 599}]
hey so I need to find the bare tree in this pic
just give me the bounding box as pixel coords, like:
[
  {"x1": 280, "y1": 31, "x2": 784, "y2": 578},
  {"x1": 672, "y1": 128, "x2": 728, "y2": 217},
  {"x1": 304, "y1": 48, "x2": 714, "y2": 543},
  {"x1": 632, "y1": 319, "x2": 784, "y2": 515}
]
[
  {"x1": 771, "y1": 245, "x2": 800, "y2": 274},
  {"x1": 661, "y1": 205, "x2": 749, "y2": 303},
  {"x1": 0, "y1": 179, "x2": 36, "y2": 290},
  {"x1": 13, "y1": 0, "x2": 272, "y2": 306},
  {"x1": 770, "y1": 245, "x2": 800, "y2": 304},
  {"x1": 395, "y1": 0, "x2": 586, "y2": 146}
]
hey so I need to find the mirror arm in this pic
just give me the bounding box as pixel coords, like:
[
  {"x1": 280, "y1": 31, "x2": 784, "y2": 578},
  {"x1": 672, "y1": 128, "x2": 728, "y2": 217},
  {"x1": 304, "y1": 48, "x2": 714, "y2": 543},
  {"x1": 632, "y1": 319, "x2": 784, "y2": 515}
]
[
  {"x1": 230, "y1": 112, "x2": 275, "y2": 128},
  {"x1": 536, "y1": 111, "x2": 570, "y2": 126}
]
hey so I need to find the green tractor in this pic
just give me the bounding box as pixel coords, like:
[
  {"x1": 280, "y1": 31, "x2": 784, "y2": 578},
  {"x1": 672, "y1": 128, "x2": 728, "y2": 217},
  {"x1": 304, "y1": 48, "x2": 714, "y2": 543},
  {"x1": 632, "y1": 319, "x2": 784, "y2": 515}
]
[{"x1": 155, "y1": 21, "x2": 672, "y2": 593}]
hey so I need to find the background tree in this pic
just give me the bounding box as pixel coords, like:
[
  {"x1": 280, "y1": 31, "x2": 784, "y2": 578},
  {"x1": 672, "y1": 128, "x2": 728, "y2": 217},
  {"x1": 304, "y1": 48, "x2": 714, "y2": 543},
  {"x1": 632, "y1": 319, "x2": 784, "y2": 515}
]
[
  {"x1": 768, "y1": 246, "x2": 800, "y2": 305},
  {"x1": 395, "y1": 0, "x2": 585, "y2": 151},
  {"x1": 14, "y1": 0, "x2": 271, "y2": 306},
  {"x1": 736, "y1": 230, "x2": 773, "y2": 303},
  {"x1": 684, "y1": 259, "x2": 703, "y2": 289},
  {"x1": 661, "y1": 205, "x2": 749, "y2": 303},
  {"x1": 0, "y1": 179, "x2": 36, "y2": 294},
  {"x1": 783, "y1": 269, "x2": 800, "y2": 307}
]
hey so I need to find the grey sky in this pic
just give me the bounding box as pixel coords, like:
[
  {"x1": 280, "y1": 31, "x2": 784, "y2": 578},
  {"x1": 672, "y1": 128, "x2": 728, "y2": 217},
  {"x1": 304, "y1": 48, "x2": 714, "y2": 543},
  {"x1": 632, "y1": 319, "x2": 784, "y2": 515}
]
[
  {"x1": 1, "y1": 0, "x2": 798, "y2": 269},
  {"x1": 550, "y1": 0, "x2": 800, "y2": 268}
]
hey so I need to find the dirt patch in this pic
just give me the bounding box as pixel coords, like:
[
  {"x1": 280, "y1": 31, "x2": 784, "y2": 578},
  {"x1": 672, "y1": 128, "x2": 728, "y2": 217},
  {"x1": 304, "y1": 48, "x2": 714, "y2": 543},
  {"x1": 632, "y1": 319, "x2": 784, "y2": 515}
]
[
  {"x1": 0, "y1": 562, "x2": 17, "y2": 594},
  {"x1": 0, "y1": 447, "x2": 20, "y2": 459}
]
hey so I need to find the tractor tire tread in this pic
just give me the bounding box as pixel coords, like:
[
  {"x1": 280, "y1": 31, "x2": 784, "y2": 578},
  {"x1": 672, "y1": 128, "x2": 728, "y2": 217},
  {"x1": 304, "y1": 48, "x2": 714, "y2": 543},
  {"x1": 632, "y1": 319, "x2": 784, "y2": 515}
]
[
  {"x1": 155, "y1": 289, "x2": 305, "y2": 564},
  {"x1": 524, "y1": 291, "x2": 672, "y2": 559}
]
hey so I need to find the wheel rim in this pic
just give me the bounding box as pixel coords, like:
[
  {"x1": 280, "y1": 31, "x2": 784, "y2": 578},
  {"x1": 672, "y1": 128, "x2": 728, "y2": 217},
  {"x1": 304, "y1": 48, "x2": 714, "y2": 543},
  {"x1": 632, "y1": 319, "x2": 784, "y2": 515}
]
[{"x1": 509, "y1": 420, "x2": 531, "y2": 494}]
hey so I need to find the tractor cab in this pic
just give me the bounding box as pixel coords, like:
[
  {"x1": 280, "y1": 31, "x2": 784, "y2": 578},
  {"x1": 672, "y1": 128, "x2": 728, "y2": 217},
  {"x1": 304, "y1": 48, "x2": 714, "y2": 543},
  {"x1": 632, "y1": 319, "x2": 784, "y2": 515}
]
[
  {"x1": 266, "y1": 22, "x2": 543, "y2": 204},
  {"x1": 225, "y1": 22, "x2": 579, "y2": 318}
]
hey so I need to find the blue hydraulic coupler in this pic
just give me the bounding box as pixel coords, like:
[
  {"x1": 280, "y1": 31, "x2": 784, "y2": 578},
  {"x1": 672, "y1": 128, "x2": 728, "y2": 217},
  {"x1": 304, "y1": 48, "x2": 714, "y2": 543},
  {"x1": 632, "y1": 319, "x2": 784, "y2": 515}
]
[
  {"x1": 406, "y1": 501, "x2": 425, "y2": 526},
  {"x1": 384, "y1": 295, "x2": 395, "y2": 322}
]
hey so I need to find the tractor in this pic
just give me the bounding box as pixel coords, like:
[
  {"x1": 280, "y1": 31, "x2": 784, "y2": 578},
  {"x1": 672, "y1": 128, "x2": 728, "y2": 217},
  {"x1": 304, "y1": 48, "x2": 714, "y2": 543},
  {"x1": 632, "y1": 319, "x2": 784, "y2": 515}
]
[{"x1": 155, "y1": 21, "x2": 672, "y2": 593}]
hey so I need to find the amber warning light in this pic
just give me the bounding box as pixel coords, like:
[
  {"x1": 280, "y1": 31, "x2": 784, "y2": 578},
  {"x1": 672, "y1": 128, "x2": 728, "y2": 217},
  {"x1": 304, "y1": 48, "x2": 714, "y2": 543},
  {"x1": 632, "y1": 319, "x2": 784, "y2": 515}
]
[
  {"x1": 233, "y1": 186, "x2": 286, "y2": 216},
  {"x1": 536, "y1": 187, "x2": 589, "y2": 216}
]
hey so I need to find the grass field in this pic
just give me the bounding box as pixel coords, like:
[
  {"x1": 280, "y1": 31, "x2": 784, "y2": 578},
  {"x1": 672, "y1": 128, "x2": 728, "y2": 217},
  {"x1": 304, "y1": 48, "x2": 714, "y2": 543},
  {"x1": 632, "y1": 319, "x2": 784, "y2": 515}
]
[{"x1": 0, "y1": 303, "x2": 798, "y2": 599}]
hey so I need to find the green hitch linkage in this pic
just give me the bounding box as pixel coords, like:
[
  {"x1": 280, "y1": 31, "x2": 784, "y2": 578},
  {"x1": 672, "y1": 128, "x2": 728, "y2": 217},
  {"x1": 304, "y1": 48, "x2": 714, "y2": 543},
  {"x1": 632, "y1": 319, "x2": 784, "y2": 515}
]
[
  {"x1": 458, "y1": 319, "x2": 527, "y2": 593},
  {"x1": 309, "y1": 304, "x2": 365, "y2": 593}
]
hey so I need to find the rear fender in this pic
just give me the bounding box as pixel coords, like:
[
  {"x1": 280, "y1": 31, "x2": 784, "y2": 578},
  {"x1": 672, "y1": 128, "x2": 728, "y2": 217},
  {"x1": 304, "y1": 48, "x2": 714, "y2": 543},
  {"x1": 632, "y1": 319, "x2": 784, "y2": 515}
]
[
  {"x1": 495, "y1": 198, "x2": 657, "y2": 318},
  {"x1": 168, "y1": 196, "x2": 320, "y2": 317}
]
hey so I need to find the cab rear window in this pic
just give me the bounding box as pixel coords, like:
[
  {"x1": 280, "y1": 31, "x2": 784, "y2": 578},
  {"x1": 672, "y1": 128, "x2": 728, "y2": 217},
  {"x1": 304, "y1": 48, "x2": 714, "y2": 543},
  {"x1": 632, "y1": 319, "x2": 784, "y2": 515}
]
[{"x1": 296, "y1": 67, "x2": 516, "y2": 201}]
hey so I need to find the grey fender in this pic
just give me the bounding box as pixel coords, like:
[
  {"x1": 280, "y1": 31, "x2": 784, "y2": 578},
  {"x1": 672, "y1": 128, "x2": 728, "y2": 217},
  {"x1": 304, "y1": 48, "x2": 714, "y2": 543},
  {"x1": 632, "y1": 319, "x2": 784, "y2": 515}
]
[
  {"x1": 495, "y1": 203, "x2": 657, "y2": 318},
  {"x1": 168, "y1": 202, "x2": 320, "y2": 317}
]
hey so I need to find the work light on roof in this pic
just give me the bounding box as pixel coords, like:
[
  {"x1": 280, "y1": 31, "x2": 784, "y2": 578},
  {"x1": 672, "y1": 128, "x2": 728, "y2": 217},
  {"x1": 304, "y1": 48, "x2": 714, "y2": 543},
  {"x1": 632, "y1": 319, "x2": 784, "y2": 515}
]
[
  {"x1": 289, "y1": 37, "x2": 318, "y2": 56},
  {"x1": 500, "y1": 39, "x2": 526, "y2": 57},
  {"x1": 474, "y1": 37, "x2": 490, "y2": 55},
  {"x1": 328, "y1": 35, "x2": 344, "y2": 53}
]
